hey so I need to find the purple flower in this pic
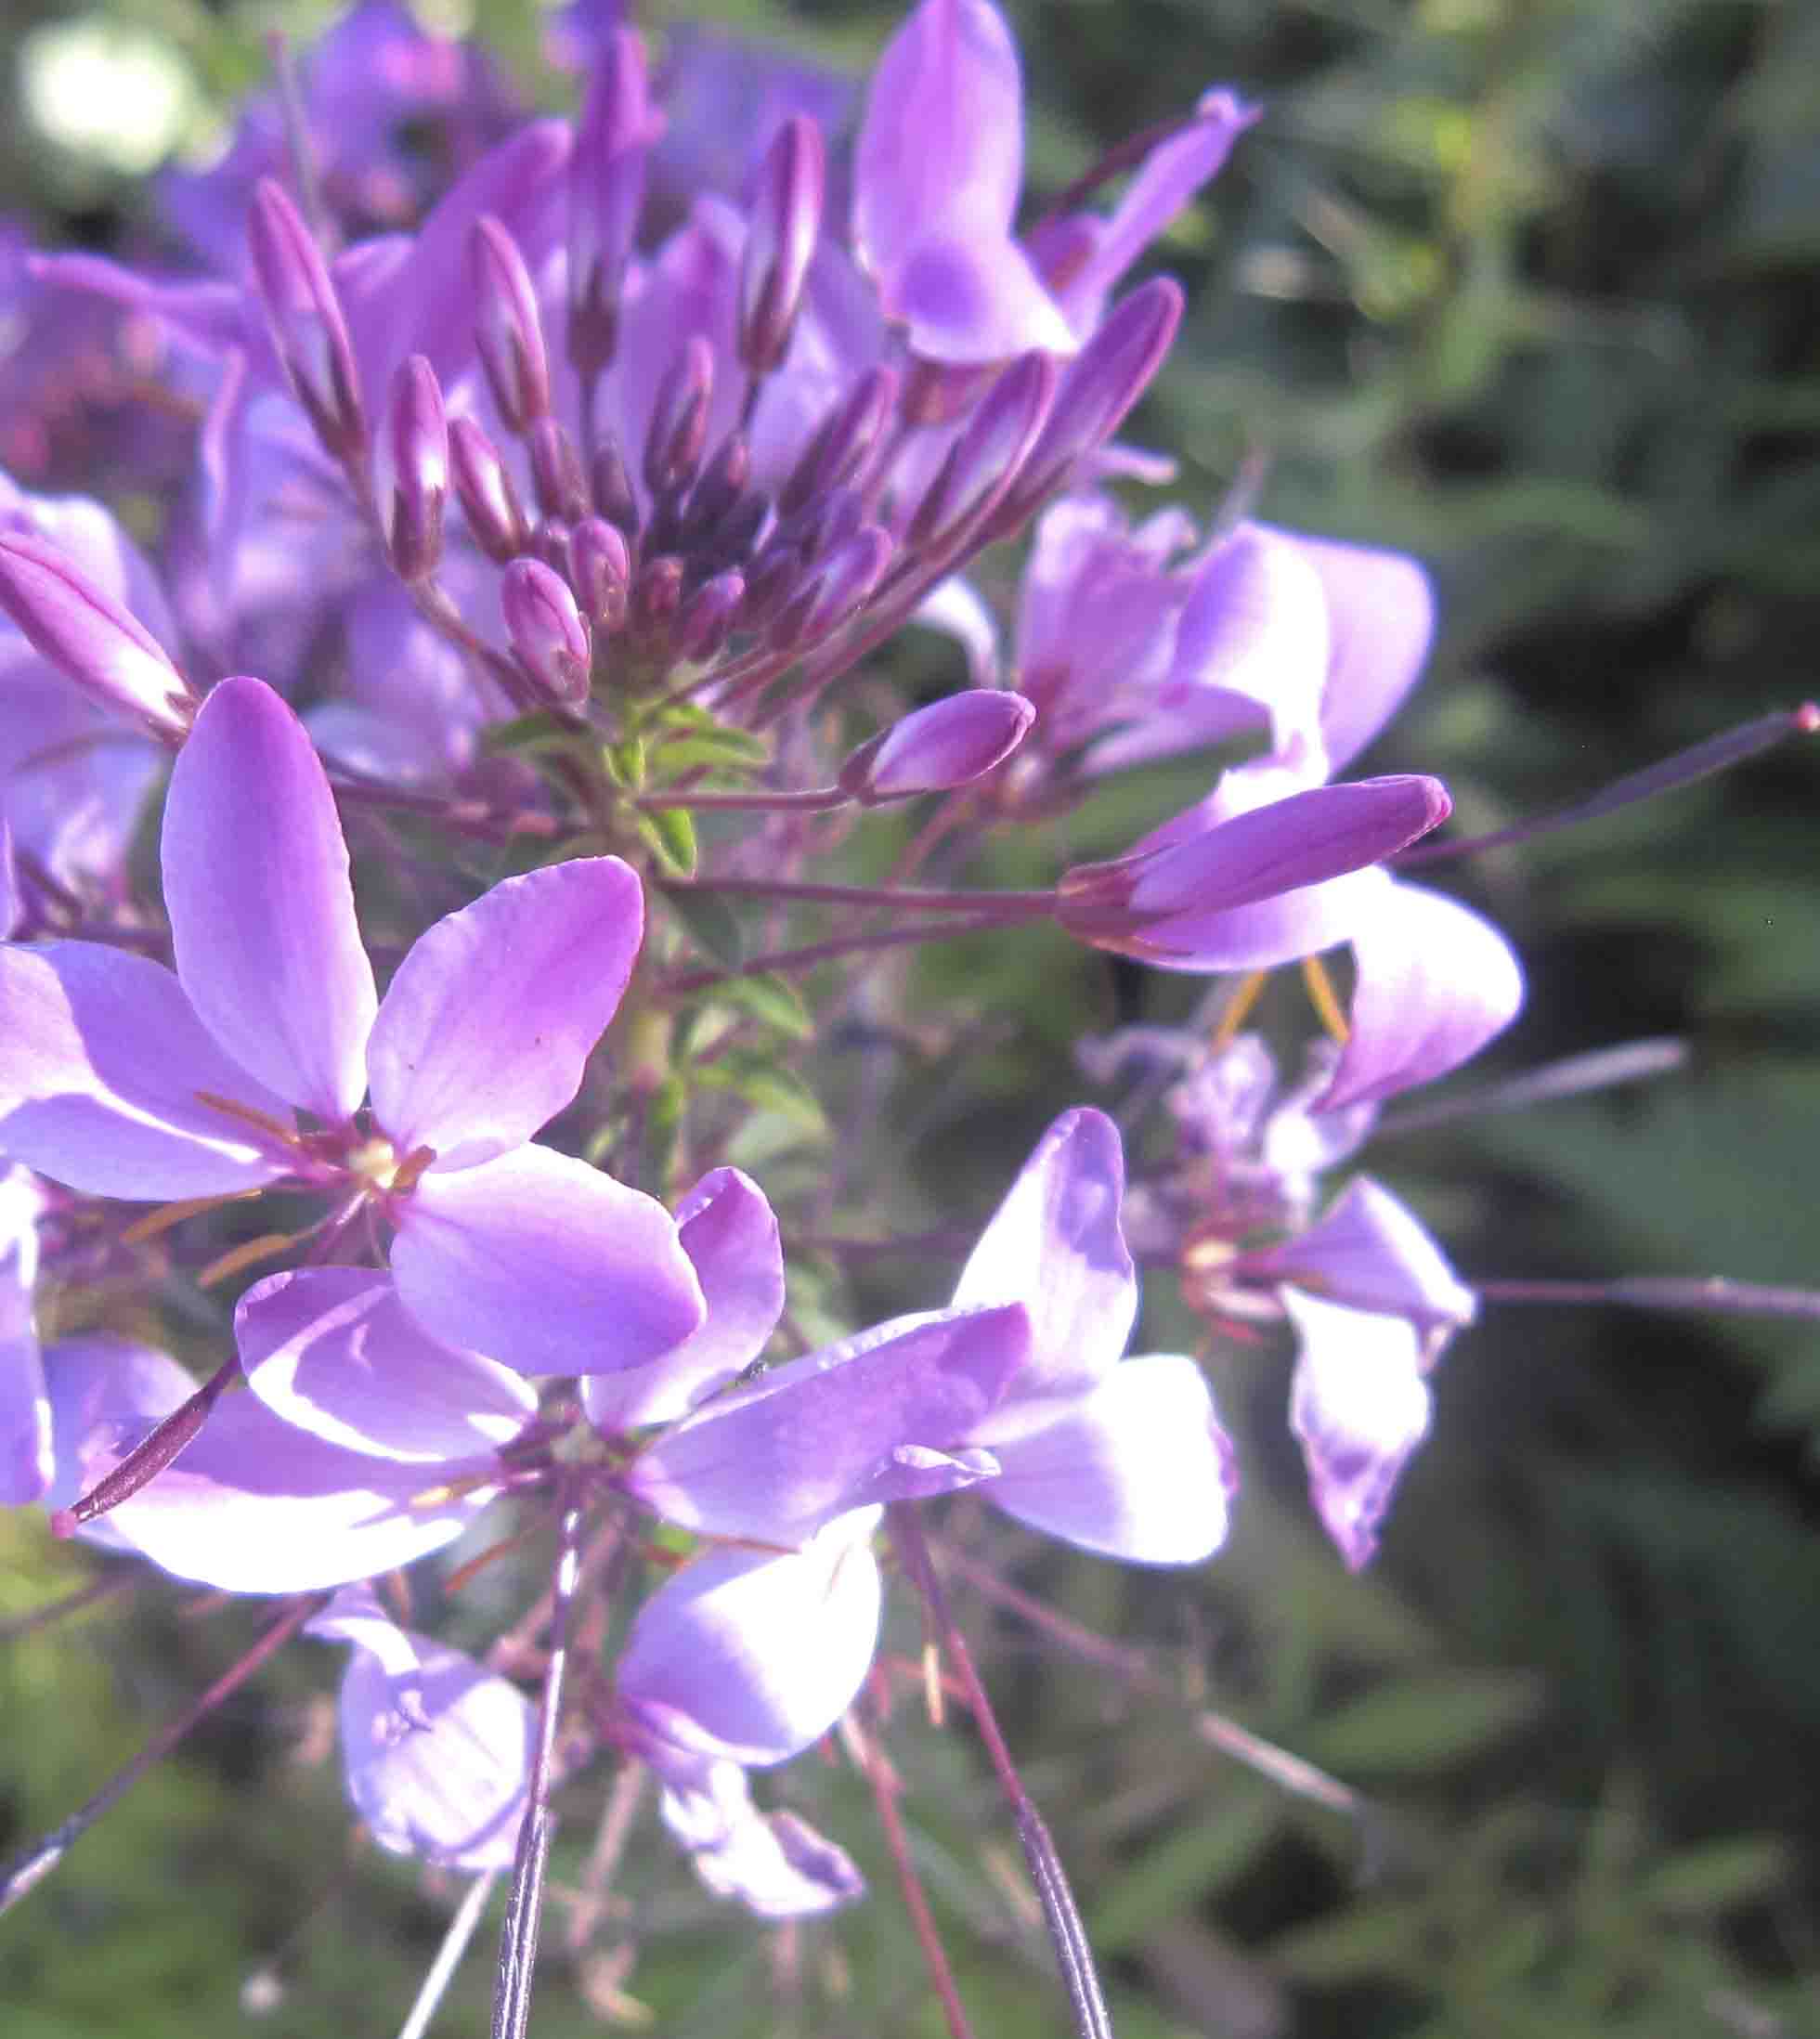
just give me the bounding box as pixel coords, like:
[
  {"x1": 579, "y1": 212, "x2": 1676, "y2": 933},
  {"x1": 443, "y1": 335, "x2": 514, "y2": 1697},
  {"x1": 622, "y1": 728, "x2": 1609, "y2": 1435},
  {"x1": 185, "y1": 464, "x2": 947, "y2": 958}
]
[
  {"x1": 0, "y1": 675, "x2": 703, "y2": 1376},
  {"x1": 308, "y1": 1589, "x2": 536, "y2": 1870},
  {"x1": 0, "y1": 1164, "x2": 50, "y2": 1505}
]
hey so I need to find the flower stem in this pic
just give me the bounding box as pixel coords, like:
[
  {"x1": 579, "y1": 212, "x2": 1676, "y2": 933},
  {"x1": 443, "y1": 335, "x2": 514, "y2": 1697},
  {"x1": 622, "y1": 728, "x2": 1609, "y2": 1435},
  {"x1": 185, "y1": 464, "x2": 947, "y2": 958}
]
[
  {"x1": 889, "y1": 1509, "x2": 1114, "y2": 2039},
  {"x1": 1476, "y1": 1276, "x2": 1820, "y2": 1319},
  {"x1": 667, "y1": 874, "x2": 1055, "y2": 915},
  {"x1": 660, "y1": 914, "x2": 1014, "y2": 994}
]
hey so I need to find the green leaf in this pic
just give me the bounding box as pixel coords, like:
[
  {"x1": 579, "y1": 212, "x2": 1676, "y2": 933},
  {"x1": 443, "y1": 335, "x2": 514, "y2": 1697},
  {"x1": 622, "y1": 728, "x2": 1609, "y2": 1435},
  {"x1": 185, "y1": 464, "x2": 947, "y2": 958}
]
[
  {"x1": 660, "y1": 883, "x2": 744, "y2": 968},
  {"x1": 1642, "y1": 1837, "x2": 1791, "y2": 1917},
  {"x1": 632, "y1": 805, "x2": 697, "y2": 877},
  {"x1": 600, "y1": 734, "x2": 647, "y2": 789},
  {"x1": 1305, "y1": 1669, "x2": 1547, "y2": 1773},
  {"x1": 479, "y1": 709, "x2": 576, "y2": 757},
  {"x1": 696, "y1": 1053, "x2": 827, "y2": 1136},
  {"x1": 701, "y1": 973, "x2": 814, "y2": 1039}
]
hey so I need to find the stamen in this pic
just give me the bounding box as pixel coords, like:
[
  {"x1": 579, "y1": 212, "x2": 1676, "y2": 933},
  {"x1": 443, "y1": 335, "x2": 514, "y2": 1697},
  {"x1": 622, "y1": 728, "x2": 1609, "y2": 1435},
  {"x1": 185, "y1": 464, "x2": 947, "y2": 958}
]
[
  {"x1": 194, "y1": 1090, "x2": 304, "y2": 1149},
  {"x1": 1209, "y1": 968, "x2": 1269, "y2": 1047},
  {"x1": 921, "y1": 1640, "x2": 946, "y2": 1728},
  {"x1": 1301, "y1": 955, "x2": 1351, "y2": 1044},
  {"x1": 197, "y1": 1230, "x2": 309, "y2": 1288},
  {"x1": 121, "y1": 1188, "x2": 264, "y2": 1245},
  {"x1": 388, "y1": 1144, "x2": 439, "y2": 1197}
]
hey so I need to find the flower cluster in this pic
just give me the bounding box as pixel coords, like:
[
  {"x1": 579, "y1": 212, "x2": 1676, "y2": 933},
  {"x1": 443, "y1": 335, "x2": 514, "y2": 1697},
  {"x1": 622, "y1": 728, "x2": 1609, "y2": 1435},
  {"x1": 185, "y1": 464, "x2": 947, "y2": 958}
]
[{"x1": 1, "y1": 0, "x2": 1810, "y2": 2029}]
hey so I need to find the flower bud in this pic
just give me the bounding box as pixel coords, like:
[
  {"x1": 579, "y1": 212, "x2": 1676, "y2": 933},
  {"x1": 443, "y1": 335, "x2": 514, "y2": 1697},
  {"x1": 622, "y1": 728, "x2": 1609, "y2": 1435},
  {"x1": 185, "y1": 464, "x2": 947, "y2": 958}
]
[
  {"x1": 838, "y1": 691, "x2": 1035, "y2": 804},
  {"x1": 644, "y1": 336, "x2": 715, "y2": 499},
  {"x1": 630, "y1": 553, "x2": 684, "y2": 637},
  {"x1": 371, "y1": 355, "x2": 448, "y2": 583},
  {"x1": 1056, "y1": 775, "x2": 1451, "y2": 955},
  {"x1": 247, "y1": 177, "x2": 367, "y2": 462},
  {"x1": 590, "y1": 433, "x2": 640, "y2": 535},
  {"x1": 779, "y1": 366, "x2": 898, "y2": 517},
  {"x1": 904, "y1": 351, "x2": 1058, "y2": 555},
  {"x1": 530, "y1": 516, "x2": 574, "y2": 577},
  {"x1": 768, "y1": 526, "x2": 892, "y2": 652},
  {"x1": 570, "y1": 516, "x2": 630, "y2": 633},
  {"x1": 528, "y1": 415, "x2": 590, "y2": 524},
  {"x1": 738, "y1": 115, "x2": 826, "y2": 377},
  {"x1": 674, "y1": 571, "x2": 746, "y2": 665},
  {"x1": 568, "y1": 30, "x2": 663, "y2": 380},
  {"x1": 470, "y1": 214, "x2": 551, "y2": 435},
  {"x1": 684, "y1": 431, "x2": 751, "y2": 541},
  {"x1": 991, "y1": 278, "x2": 1183, "y2": 536},
  {"x1": 0, "y1": 530, "x2": 193, "y2": 741},
  {"x1": 501, "y1": 556, "x2": 591, "y2": 708},
  {"x1": 449, "y1": 416, "x2": 528, "y2": 563}
]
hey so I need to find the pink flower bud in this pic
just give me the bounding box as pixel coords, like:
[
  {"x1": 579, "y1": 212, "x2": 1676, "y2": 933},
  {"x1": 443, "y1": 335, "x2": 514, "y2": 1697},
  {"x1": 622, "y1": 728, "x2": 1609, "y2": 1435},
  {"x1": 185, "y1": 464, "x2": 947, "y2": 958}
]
[
  {"x1": 247, "y1": 177, "x2": 367, "y2": 462},
  {"x1": 571, "y1": 516, "x2": 631, "y2": 634},
  {"x1": 644, "y1": 336, "x2": 715, "y2": 499},
  {"x1": 371, "y1": 356, "x2": 448, "y2": 583},
  {"x1": 779, "y1": 367, "x2": 898, "y2": 517},
  {"x1": 449, "y1": 416, "x2": 528, "y2": 563},
  {"x1": 0, "y1": 530, "x2": 193, "y2": 741},
  {"x1": 768, "y1": 526, "x2": 892, "y2": 652},
  {"x1": 904, "y1": 350, "x2": 1058, "y2": 555},
  {"x1": 528, "y1": 416, "x2": 590, "y2": 524},
  {"x1": 675, "y1": 571, "x2": 746, "y2": 665},
  {"x1": 470, "y1": 214, "x2": 551, "y2": 435},
  {"x1": 739, "y1": 116, "x2": 826, "y2": 377},
  {"x1": 567, "y1": 30, "x2": 663, "y2": 379},
  {"x1": 501, "y1": 556, "x2": 591, "y2": 708},
  {"x1": 838, "y1": 691, "x2": 1035, "y2": 803}
]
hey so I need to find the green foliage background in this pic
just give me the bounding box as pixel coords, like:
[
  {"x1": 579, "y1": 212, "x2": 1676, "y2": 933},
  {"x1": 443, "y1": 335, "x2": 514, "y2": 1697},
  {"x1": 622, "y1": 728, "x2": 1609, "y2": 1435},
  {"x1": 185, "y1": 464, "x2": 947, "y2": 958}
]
[{"x1": 2, "y1": 1, "x2": 1816, "y2": 2033}]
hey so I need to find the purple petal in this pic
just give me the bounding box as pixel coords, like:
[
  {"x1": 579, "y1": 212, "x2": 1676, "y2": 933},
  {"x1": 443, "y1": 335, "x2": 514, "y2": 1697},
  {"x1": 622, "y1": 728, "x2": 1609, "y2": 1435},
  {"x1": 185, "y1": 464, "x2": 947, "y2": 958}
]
[
  {"x1": 311, "y1": 1591, "x2": 535, "y2": 1871},
  {"x1": 368, "y1": 858, "x2": 643, "y2": 1171},
  {"x1": 838, "y1": 690, "x2": 1034, "y2": 803},
  {"x1": 1320, "y1": 880, "x2": 1525, "y2": 1110},
  {"x1": 888, "y1": 231, "x2": 1075, "y2": 360},
  {"x1": 1237, "y1": 1176, "x2": 1476, "y2": 1338},
  {"x1": 988, "y1": 1355, "x2": 1237, "y2": 1564},
  {"x1": 855, "y1": 0, "x2": 1023, "y2": 280},
  {"x1": 1, "y1": 1167, "x2": 49, "y2": 1502},
  {"x1": 44, "y1": 1335, "x2": 491, "y2": 1590},
  {"x1": 617, "y1": 1511, "x2": 882, "y2": 1767},
  {"x1": 658, "y1": 1765, "x2": 865, "y2": 1918},
  {"x1": 952, "y1": 1107, "x2": 1136, "y2": 1422},
  {"x1": 1045, "y1": 90, "x2": 1257, "y2": 334},
  {"x1": 0, "y1": 942, "x2": 295, "y2": 1198},
  {"x1": 1284, "y1": 1289, "x2": 1432, "y2": 1570},
  {"x1": 162, "y1": 677, "x2": 377, "y2": 1123},
  {"x1": 0, "y1": 821, "x2": 17, "y2": 939},
  {"x1": 237, "y1": 1266, "x2": 537, "y2": 1462},
  {"x1": 1287, "y1": 529, "x2": 1436, "y2": 775},
  {"x1": 621, "y1": 1305, "x2": 1028, "y2": 1542},
  {"x1": 392, "y1": 1143, "x2": 705, "y2": 1376},
  {"x1": 583, "y1": 1166, "x2": 785, "y2": 1432}
]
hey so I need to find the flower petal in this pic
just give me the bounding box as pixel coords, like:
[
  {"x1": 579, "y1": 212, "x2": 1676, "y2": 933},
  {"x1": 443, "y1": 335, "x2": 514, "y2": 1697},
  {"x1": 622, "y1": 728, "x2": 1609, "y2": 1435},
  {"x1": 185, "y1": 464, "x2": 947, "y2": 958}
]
[
  {"x1": 621, "y1": 1306, "x2": 1027, "y2": 1542},
  {"x1": 988, "y1": 1354, "x2": 1237, "y2": 1564},
  {"x1": 1290, "y1": 530, "x2": 1435, "y2": 775},
  {"x1": 368, "y1": 857, "x2": 644, "y2": 1170},
  {"x1": 953, "y1": 1107, "x2": 1136, "y2": 1425},
  {"x1": 617, "y1": 1511, "x2": 883, "y2": 1767},
  {"x1": 162, "y1": 676, "x2": 377, "y2": 1122},
  {"x1": 0, "y1": 942, "x2": 294, "y2": 1198},
  {"x1": 237, "y1": 1266, "x2": 537, "y2": 1462},
  {"x1": 392, "y1": 1144, "x2": 705, "y2": 1375},
  {"x1": 311, "y1": 1591, "x2": 535, "y2": 1871},
  {"x1": 583, "y1": 1167, "x2": 785, "y2": 1433},
  {"x1": 1320, "y1": 880, "x2": 1524, "y2": 1111},
  {"x1": 1238, "y1": 1175, "x2": 1476, "y2": 1338},
  {"x1": 658, "y1": 1765, "x2": 864, "y2": 1918},
  {"x1": 1284, "y1": 1288, "x2": 1432, "y2": 1570},
  {"x1": 1, "y1": 1167, "x2": 49, "y2": 1503},
  {"x1": 44, "y1": 1335, "x2": 489, "y2": 1590}
]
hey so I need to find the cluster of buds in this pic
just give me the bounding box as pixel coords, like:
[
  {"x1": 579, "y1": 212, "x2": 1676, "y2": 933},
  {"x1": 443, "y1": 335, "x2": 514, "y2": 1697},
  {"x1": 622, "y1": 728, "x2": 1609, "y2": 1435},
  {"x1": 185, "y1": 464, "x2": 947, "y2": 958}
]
[{"x1": 0, "y1": 2, "x2": 1813, "y2": 2034}]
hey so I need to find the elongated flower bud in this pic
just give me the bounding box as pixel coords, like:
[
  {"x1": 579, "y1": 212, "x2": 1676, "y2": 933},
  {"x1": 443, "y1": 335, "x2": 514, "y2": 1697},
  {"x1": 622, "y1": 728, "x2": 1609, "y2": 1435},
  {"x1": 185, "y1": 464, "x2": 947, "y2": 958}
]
[
  {"x1": 644, "y1": 336, "x2": 715, "y2": 499},
  {"x1": 1056, "y1": 775, "x2": 1451, "y2": 954},
  {"x1": 591, "y1": 432, "x2": 640, "y2": 534},
  {"x1": 779, "y1": 367, "x2": 898, "y2": 517},
  {"x1": 675, "y1": 571, "x2": 747, "y2": 665},
  {"x1": 0, "y1": 530, "x2": 193, "y2": 740},
  {"x1": 630, "y1": 553, "x2": 684, "y2": 636},
  {"x1": 904, "y1": 351, "x2": 1058, "y2": 554},
  {"x1": 471, "y1": 214, "x2": 551, "y2": 435},
  {"x1": 247, "y1": 177, "x2": 367, "y2": 462},
  {"x1": 769, "y1": 526, "x2": 892, "y2": 652},
  {"x1": 739, "y1": 115, "x2": 826, "y2": 376},
  {"x1": 991, "y1": 278, "x2": 1183, "y2": 536},
  {"x1": 449, "y1": 416, "x2": 528, "y2": 562},
  {"x1": 501, "y1": 556, "x2": 591, "y2": 707},
  {"x1": 529, "y1": 416, "x2": 590, "y2": 524},
  {"x1": 568, "y1": 29, "x2": 663, "y2": 379},
  {"x1": 838, "y1": 691, "x2": 1035, "y2": 804},
  {"x1": 372, "y1": 355, "x2": 448, "y2": 583},
  {"x1": 570, "y1": 516, "x2": 630, "y2": 633}
]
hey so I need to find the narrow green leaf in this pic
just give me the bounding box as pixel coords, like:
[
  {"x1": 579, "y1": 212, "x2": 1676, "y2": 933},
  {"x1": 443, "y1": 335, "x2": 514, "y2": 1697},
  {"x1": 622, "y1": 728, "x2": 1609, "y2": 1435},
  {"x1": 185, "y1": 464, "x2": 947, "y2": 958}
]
[
  {"x1": 660, "y1": 883, "x2": 743, "y2": 967},
  {"x1": 633, "y1": 805, "x2": 697, "y2": 877},
  {"x1": 703, "y1": 973, "x2": 814, "y2": 1039}
]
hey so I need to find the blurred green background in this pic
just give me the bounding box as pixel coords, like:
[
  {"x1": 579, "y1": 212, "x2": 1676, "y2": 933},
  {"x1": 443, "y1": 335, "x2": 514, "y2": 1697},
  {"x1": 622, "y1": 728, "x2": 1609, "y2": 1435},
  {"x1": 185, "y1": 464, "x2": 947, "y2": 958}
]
[{"x1": 2, "y1": 0, "x2": 1817, "y2": 2033}]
